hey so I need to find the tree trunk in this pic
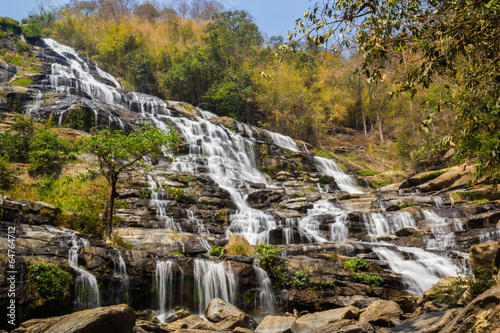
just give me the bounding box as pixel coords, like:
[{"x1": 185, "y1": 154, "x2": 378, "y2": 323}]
[
  {"x1": 359, "y1": 81, "x2": 367, "y2": 136},
  {"x1": 103, "y1": 174, "x2": 118, "y2": 241}
]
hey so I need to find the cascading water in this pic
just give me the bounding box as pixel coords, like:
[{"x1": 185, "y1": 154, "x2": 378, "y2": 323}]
[
  {"x1": 155, "y1": 260, "x2": 174, "y2": 322},
  {"x1": 362, "y1": 211, "x2": 417, "y2": 241},
  {"x1": 147, "y1": 175, "x2": 181, "y2": 231},
  {"x1": 67, "y1": 237, "x2": 100, "y2": 311},
  {"x1": 422, "y1": 210, "x2": 462, "y2": 250},
  {"x1": 40, "y1": 38, "x2": 469, "y2": 300},
  {"x1": 112, "y1": 252, "x2": 130, "y2": 304},
  {"x1": 194, "y1": 259, "x2": 237, "y2": 315},
  {"x1": 253, "y1": 260, "x2": 275, "y2": 314},
  {"x1": 314, "y1": 156, "x2": 362, "y2": 194}
]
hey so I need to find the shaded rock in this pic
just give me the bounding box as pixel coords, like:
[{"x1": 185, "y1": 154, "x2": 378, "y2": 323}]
[
  {"x1": 386, "y1": 310, "x2": 451, "y2": 333},
  {"x1": 255, "y1": 316, "x2": 297, "y2": 333},
  {"x1": 394, "y1": 228, "x2": 418, "y2": 237},
  {"x1": 339, "y1": 323, "x2": 375, "y2": 333},
  {"x1": 440, "y1": 285, "x2": 500, "y2": 333},
  {"x1": 205, "y1": 298, "x2": 257, "y2": 330},
  {"x1": 295, "y1": 306, "x2": 359, "y2": 333},
  {"x1": 359, "y1": 300, "x2": 402, "y2": 327},
  {"x1": 224, "y1": 235, "x2": 256, "y2": 256},
  {"x1": 164, "y1": 309, "x2": 191, "y2": 324},
  {"x1": 134, "y1": 319, "x2": 169, "y2": 333},
  {"x1": 247, "y1": 189, "x2": 285, "y2": 209},
  {"x1": 12, "y1": 304, "x2": 136, "y2": 333}
]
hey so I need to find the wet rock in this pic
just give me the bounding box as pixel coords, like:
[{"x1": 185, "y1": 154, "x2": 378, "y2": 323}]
[
  {"x1": 163, "y1": 309, "x2": 191, "y2": 324},
  {"x1": 247, "y1": 189, "x2": 285, "y2": 209},
  {"x1": 394, "y1": 228, "x2": 418, "y2": 237},
  {"x1": 205, "y1": 298, "x2": 257, "y2": 330},
  {"x1": 255, "y1": 316, "x2": 297, "y2": 333},
  {"x1": 359, "y1": 300, "x2": 403, "y2": 327},
  {"x1": 12, "y1": 304, "x2": 136, "y2": 333},
  {"x1": 295, "y1": 306, "x2": 359, "y2": 333}
]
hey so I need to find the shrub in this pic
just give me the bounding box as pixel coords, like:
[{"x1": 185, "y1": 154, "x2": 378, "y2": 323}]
[
  {"x1": 353, "y1": 273, "x2": 384, "y2": 287},
  {"x1": 28, "y1": 126, "x2": 74, "y2": 176},
  {"x1": 0, "y1": 156, "x2": 12, "y2": 190},
  {"x1": 343, "y1": 257, "x2": 370, "y2": 273},
  {"x1": 355, "y1": 169, "x2": 377, "y2": 177},
  {"x1": 292, "y1": 268, "x2": 311, "y2": 289},
  {"x1": 0, "y1": 17, "x2": 21, "y2": 34},
  {"x1": 208, "y1": 244, "x2": 224, "y2": 256},
  {"x1": 28, "y1": 261, "x2": 72, "y2": 302},
  {"x1": 230, "y1": 244, "x2": 250, "y2": 256},
  {"x1": 256, "y1": 243, "x2": 288, "y2": 287}
]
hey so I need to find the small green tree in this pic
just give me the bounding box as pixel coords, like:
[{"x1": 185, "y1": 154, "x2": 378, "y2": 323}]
[{"x1": 82, "y1": 125, "x2": 182, "y2": 240}]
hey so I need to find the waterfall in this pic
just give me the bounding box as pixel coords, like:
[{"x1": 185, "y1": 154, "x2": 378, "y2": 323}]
[
  {"x1": 299, "y1": 200, "x2": 349, "y2": 243},
  {"x1": 155, "y1": 260, "x2": 174, "y2": 322},
  {"x1": 112, "y1": 252, "x2": 130, "y2": 304},
  {"x1": 147, "y1": 175, "x2": 182, "y2": 232},
  {"x1": 362, "y1": 211, "x2": 417, "y2": 240},
  {"x1": 264, "y1": 130, "x2": 302, "y2": 152},
  {"x1": 253, "y1": 260, "x2": 275, "y2": 314},
  {"x1": 314, "y1": 156, "x2": 362, "y2": 194},
  {"x1": 373, "y1": 246, "x2": 459, "y2": 295},
  {"x1": 422, "y1": 210, "x2": 462, "y2": 250},
  {"x1": 194, "y1": 259, "x2": 237, "y2": 315},
  {"x1": 68, "y1": 237, "x2": 100, "y2": 311}
]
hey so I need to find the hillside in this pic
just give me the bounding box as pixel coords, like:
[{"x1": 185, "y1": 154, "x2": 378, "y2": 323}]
[{"x1": 1, "y1": 14, "x2": 500, "y2": 333}]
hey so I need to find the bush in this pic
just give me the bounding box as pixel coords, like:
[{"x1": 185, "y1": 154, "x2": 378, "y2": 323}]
[
  {"x1": 28, "y1": 261, "x2": 72, "y2": 302},
  {"x1": 0, "y1": 17, "x2": 21, "y2": 34},
  {"x1": 292, "y1": 268, "x2": 311, "y2": 289},
  {"x1": 256, "y1": 243, "x2": 288, "y2": 287},
  {"x1": 0, "y1": 115, "x2": 34, "y2": 163},
  {"x1": 353, "y1": 273, "x2": 384, "y2": 287},
  {"x1": 28, "y1": 126, "x2": 74, "y2": 176},
  {"x1": 208, "y1": 244, "x2": 224, "y2": 256},
  {"x1": 0, "y1": 156, "x2": 12, "y2": 190},
  {"x1": 343, "y1": 257, "x2": 370, "y2": 273}
]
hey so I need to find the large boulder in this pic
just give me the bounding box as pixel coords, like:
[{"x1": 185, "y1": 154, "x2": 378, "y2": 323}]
[
  {"x1": 440, "y1": 285, "x2": 500, "y2": 333},
  {"x1": 255, "y1": 316, "x2": 297, "y2": 333},
  {"x1": 205, "y1": 298, "x2": 257, "y2": 330},
  {"x1": 359, "y1": 300, "x2": 403, "y2": 327},
  {"x1": 224, "y1": 235, "x2": 256, "y2": 256},
  {"x1": 416, "y1": 165, "x2": 475, "y2": 192},
  {"x1": 295, "y1": 306, "x2": 359, "y2": 333},
  {"x1": 12, "y1": 304, "x2": 136, "y2": 333},
  {"x1": 469, "y1": 241, "x2": 500, "y2": 275}
]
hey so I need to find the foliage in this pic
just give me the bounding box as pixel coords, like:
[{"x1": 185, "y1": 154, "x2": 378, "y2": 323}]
[
  {"x1": 28, "y1": 126, "x2": 74, "y2": 176},
  {"x1": 11, "y1": 78, "x2": 33, "y2": 87},
  {"x1": 421, "y1": 170, "x2": 448, "y2": 181},
  {"x1": 82, "y1": 125, "x2": 182, "y2": 239},
  {"x1": 113, "y1": 235, "x2": 134, "y2": 250},
  {"x1": 292, "y1": 268, "x2": 311, "y2": 289},
  {"x1": 256, "y1": 243, "x2": 288, "y2": 287},
  {"x1": 343, "y1": 257, "x2": 370, "y2": 273},
  {"x1": 0, "y1": 17, "x2": 21, "y2": 34},
  {"x1": 229, "y1": 244, "x2": 250, "y2": 256},
  {"x1": 355, "y1": 169, "x2": 376, "y2": 177},
  {"x1": 399, "y1": 202, "x2": 418, "y2": 209},
  {"x1": 0, "y1": 115, "x2": 34, "y2": 163},
  {"x1": 352, "y1": 273, "x2": 384, "y2": 287},
  {"x1": 207, "y1": 244, "x2": 224, "y2": 256},
  {"x1": 427, "y1": 267, "x2": 495, "y2": 305},
  {"x1": 28, "y1": 261, "x2": 72, "y2": 302},
  {"x1": 0, "y1": 156, "x2": 12, "y2": 190},
  {"x1": 291, "y1": 0, "x2": 500, "y2": 179}
]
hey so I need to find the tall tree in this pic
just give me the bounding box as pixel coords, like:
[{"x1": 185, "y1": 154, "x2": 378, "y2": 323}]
[
  {"x1": 82, "y1": 126, "x2": 181, "y2": 240},
  {"x1": 290, "y1": 0, "x2": 500, "y2": 179}
]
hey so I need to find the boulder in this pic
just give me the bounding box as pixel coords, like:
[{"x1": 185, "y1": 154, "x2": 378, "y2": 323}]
[
  {"x1": 307, "y1": 319, "x2": 354, "y2": 333},
  {"x1": 205, "y1": 298, "x2": 257, "y2": 330},
  {"x1": 224, "y1": 235, "x2": 256, "y2": 256},
  {"x1": 440, "y1": 285, "x2": 500, "y2": 333},
  {"x1": 469, "y1": 241, "x2": 500, "y2": 274},
  {"x1": 359, "y1": 300, "x2": 403, "y2": 327},
  {"x1": 386, "y1": 309, "x2": 456, "y2": 333},
  {"x1": 416, "y1": 165, "x2": 475, "y2": 192},
  {"x1": 255, "y1": 316, "x2": 297, "y2": 333},
  {"x1": 295, "y1": 306, "x2": 359, "y2": 333},
  {"x1": 163, "y1": 309, "x2": 191, "y2": 324},
  {"x1": 12, "y1": 304, "x2": 136, "y2": 333},
  {"x1": 164, "y1": 314, "x2": 220, "y2": 331}
]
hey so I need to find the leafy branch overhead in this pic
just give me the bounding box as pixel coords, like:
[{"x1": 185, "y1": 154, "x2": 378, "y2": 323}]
[{"x1": 289, "y1": 0, "x2": 500, "y2": 180}]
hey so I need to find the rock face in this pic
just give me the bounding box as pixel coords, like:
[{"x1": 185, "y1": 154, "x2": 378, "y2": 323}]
[
  {"x1": 469, "y1": 241, "x2": 500, "y2": 274},
  {"x1": 12, "y1": 304, "x2": 136, "y2": 333},
  {"x1": 224, "y1": 235, "x2": 256, "y2": 256},
  {"x1": 359, "y1": 300, "x2": 403, "y2": 327}
]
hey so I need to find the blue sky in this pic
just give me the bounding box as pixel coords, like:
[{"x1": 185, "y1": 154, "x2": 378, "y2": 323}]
[{"x1": 3, "y1": 0, "x2": 311, "y2": 38}]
